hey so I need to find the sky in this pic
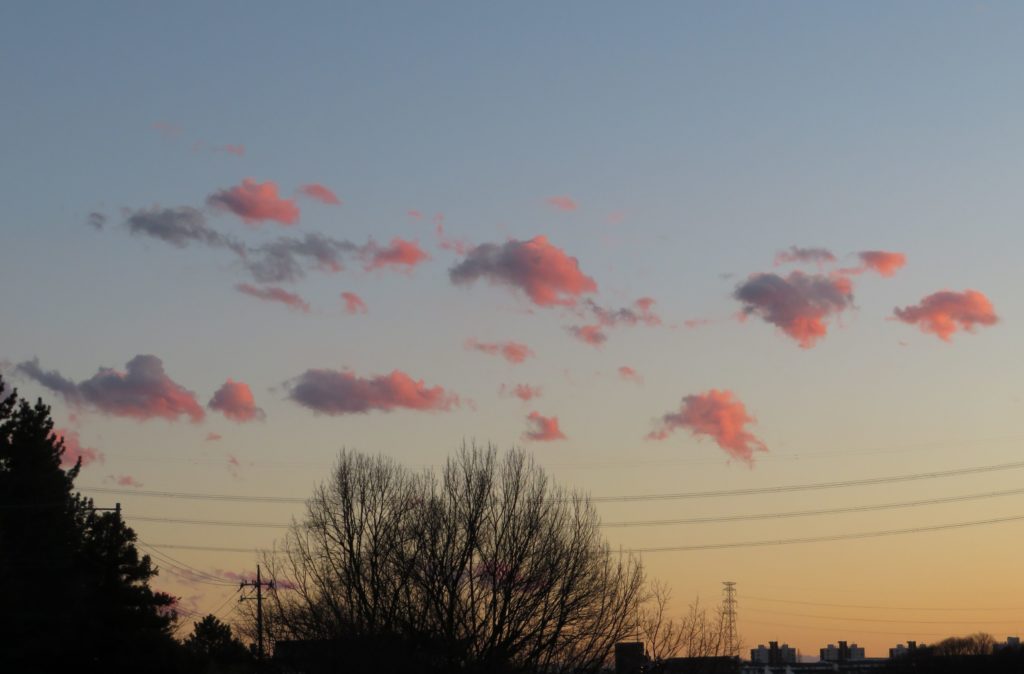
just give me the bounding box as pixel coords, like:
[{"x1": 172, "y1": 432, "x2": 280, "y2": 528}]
[{"x1": 2, "y1": 0, "x2": 1024, "y2": 656}]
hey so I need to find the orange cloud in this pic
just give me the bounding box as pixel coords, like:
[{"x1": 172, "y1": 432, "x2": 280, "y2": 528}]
[
  {"x1": 500, "y1": 384, "x2": 542, "y2": 401},
  {"x1": 648, "y1": 389, "x2": 767, "y2": 465},
  {"x1": 205, "y1": 432, "x2": 223, "y2": 442},
  {"x1": 341, "y1": 292, "x2": 368, "y2": 315},
  {"x1": 546, "y1": 195, "x2": 578, "y2": 211},
  {"x1": 299, "y1": 183, "x2": 342, "y2": 205},
  {"x1": 523, "y1": 412, "x2": 566, "y2": 442},
  {"x1": 16, "y1": 355, "x2": 205, "y2": 423},
  {"x1": 286, "y1": 368, "x2": 460, "y2": 415},
  {"x1": 221, "y1": 144, "x2": 246, "y2": 157},
  {"x1": 450, "y1": 236, "x2": 597, "y2": 307},
  {"x1": 54, "y1": 429, "x2": 103, "y2": 469},
  {"x1": 618, "y1": 366, "x2": 643, "y2": 383},
  {"x1": 208, "y1": 379, "x2": 265, "y2": 422},
  {"x1": 733, "y1": 271, "x2": 854, "y2": 348},
  {"x1": 236, "y1": 283, "x2": 311, "y2": 312},
  {"x1": 362, "y1": 237, "x2": 429, "y2": 270},
  {"x1": 843, "y1": 250, "x2": 907, "y2": 277},
  {"x1": 893, "y1": 289, "x2": 998, "y2": 341},
  {"x1": 207, "y1": 178, "x2": 300, "y2": 226},
  {"x1": 465, "y1": 338, "x2": 535, "y2": 364}
]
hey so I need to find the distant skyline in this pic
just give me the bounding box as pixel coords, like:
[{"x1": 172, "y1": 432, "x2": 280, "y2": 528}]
[{"x1": 3, "y1": 1, "x2": 1024, "y2": 655}]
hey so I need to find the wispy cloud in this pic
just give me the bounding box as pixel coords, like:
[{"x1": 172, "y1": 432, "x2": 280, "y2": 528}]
[
  {"x1": 465, "y1": 339, "x2": 535, "y2": 364},
  {"x1": 499, "y1": 383, "x2": 542, "y2": 401},
  {"x1": 618, "y1": 366, "x2": 643, "y2": 383},
  {"x1": 298, "y1": 183, "x2": 342, "y2": 205},
  {"x1": 53, "y1": 428, "x2": 104, "y2": 469},
  {"x1": 236, "y1": 283, "x2": 311, "y2": 312},
  {"x1": 341, "y1": 292, "x2": 368, "y2": 315},
  {"x1": 774, "y1": 246, "x2": 837, "y2": 267}
]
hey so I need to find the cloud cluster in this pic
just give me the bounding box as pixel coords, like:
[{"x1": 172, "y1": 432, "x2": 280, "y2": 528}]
[
  {"x1": 54, "y1": 428, "x2": 104, "y2": 469},
  {"x1": 286, "y1": 368, "x2": 460, "y2": 415},
  {"x1": 500, "y1": 383, "x2": 542, "y2": 401},
  {"x1": 523, "y1": 412, "x2": 566, "y2": 441},
  {"x1": 450, "y1": 236, "x2": 597, "y2": 307},
  {"x1": 207, "y1": 178, "x2": 300, "y2": 226},
  {"x1": 208, "y1": 379, "x2": 265, "y2": 422},
  {"x1": 16, "y1": 355, "x2": 205, "y2": 422},
  {"x1": 298, "y1": 183, "x2": 342, "y2": 205},
  {"x1": 893, "y1": 290, "x2": 998, "y2": 341},
  {"x1": 465, "y1": 339, "x2": 535, "y2": 364},
  {"x1": 568, "y1": 297, "x2": 662, "y2": 346},
  {"x1": 734, "y1": 272, "x2": 854, "y2": 348},
  {"x1": 341, "y1": 292, "x2": 368, "y2": 315},
  {"x1": 648, "y1": 389, "x2": 767, "y2": 465},
  {"x1": 244, "y1": 233, "x2": 355, "y2": 283},
  {"x1": 236, "y1": 283, "x2": 311, "y2": 312}
]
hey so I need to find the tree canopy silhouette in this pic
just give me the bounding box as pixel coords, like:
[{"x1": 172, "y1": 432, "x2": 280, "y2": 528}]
[
  {"x1": 258, "y1": 444, "x2": 646, "y2": 674},
  {"x1": 0, "y1": 376, "x2": 180, "y2": 671}
]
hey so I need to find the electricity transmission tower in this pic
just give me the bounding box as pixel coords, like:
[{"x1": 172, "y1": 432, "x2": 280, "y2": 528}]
[{"x1": 721, "y1": 581, "x2": 739, "y2": 658}]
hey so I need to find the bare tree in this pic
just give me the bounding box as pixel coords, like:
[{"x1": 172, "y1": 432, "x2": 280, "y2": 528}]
[
  {"x1": 256, "y1": 444, "x2": 645, "y2": 674},
  {"x1": 639, "y1": 579, "x2": 684, "y2": 662}
]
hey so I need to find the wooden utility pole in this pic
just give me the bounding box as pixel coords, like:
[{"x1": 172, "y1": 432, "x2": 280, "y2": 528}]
[{"x1": 240, "y1": 565, "x2": 275, "y2": 662}]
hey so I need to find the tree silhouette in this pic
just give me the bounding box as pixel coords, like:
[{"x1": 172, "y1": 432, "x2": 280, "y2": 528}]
[
  {"x1": 0, "y1": 376, "x2": 181, "y2": 671},
  {"x1": 257, "y1": 444, "x2": 646, "y2": 674},
  {"x1": 184, "y1": 614, "x2": 253, "y2": 672}
]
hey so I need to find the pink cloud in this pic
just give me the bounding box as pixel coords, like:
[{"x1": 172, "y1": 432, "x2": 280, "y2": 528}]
[
  {"x1": 407, "y1": 210, "x2": 423, "y2": 219},
  {"x1": 648, "y1": 389, "x2": 768, "y2": 465},
  {"x1": 545, "y1": 195, "x2": 578, "y2": 212},
  {"x1": 208, "y1": 379, "x2": 265, "y2": 422},
  {"x1": 151, "y1": 121, "x2": 181, "y2": 138},
  {"x1": 220, "y1": 144, "x2": 246, "y2": 157},
  {"x1": 567, "y1": 324, "x2": 607, "y2": 347},
  {"x1": 841, "y1": 250, "x2": 907, "y2": 277},
  {"x1": 298, "y1": 183, "x2": 342, "y2": 205},
  {"x1": 205, "y1": 432, "x2": 223, "y2": 442},
  {"x1": 287, "y1": 368, "x2": 460, "y2": 415},
  {"x1": 683, "y1": 318, "x2": 712, "y2": 329},
  {"x1": 523, "y1": 412, "x2": 566, "y2": 442},
  {"x1": 435, "y1": 216, "x2": 470, "y2": 255},
  {"x1": 607, "y1": 211, "x2": 625, "y2": 225},
  {"x1": 774, "y1": 246, "x2": 837, "y2": 267},
  {"x1": 361, "y1": 238, "x2": 429, "y2": 270},
  {"x1": 733, "y1": 271, "x2": 854, "y2": 348},
  {"x1": 584, "y1": 297, "x2": 662, "y2": 328},
  {"x1": 236, "y1": 283, "x2": 311, "y2": 312},
  {"x1": 53, "y1": 428, "x2": 104, "y2": 469},
  {"x1": 450, "y1": 236, "x2": 597, "y2": 307},
  {"x1": 207, "y1": 178, "x2": 300, "y2": 226},
  {"x1": 16, "y1": 355, "x2": 205, "y2": 422},
  {"x1": 341, "y1": 292, "x2": 368, "y2": 315},
  {"x1": 618, "y1": 366, "x2": 643, "y2": 383},
  {"x1": 893, "y1": 289, "x2": 998, "y2": 341},
  {"x1": 226, "y1": 453, "x2": 242, "y2": 478},
  {"x1": 499, "y1": 384, "x2": 542, "y2": 401}
]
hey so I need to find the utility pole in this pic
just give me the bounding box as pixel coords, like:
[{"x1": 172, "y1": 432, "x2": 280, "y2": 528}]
[
  {"x1": 722, "y1": 581, "x2": 739, "y2": 658},
  {"x1": 240, "y1": 564, "x2": 275, "y2": 663}
]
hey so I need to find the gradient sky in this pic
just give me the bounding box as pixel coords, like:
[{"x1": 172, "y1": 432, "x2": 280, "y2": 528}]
[{"x1": 3, "y1": 1, "x2": 1024, "y2": 656}]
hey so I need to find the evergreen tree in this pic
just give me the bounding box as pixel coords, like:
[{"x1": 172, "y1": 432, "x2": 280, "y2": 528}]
[
  {"x1": 184, "y1": 614, "x2": 254, "y2": 672},
  {"x1": 0, "y1": 376, "x2": 182, "y2": 671}
]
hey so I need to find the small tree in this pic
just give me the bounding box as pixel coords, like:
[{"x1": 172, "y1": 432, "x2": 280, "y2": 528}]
[
  {"x1": 258, "y1": 444, "x2": 645, "y2": 674},
  {"x1": 184, "y1": 614, "x2": 253, "y2": 672}
]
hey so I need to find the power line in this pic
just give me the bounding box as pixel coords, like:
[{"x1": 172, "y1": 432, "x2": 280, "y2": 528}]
[
  {"x1": 602, "y1": 486, "x2": 1024, "y2": 527},
  {"x1": 146, "y1": 511, "x2": 1024, "y2": 554},
  {"x1": 132, "y1": 515, "x2": 291, "y2": 529},
  {"x1": 139, "y1": 541, "x2": 239, "y2": 585},
  {"x1": 742, "y1": 618, "x2": 953, "y2": 638},
  {"x1": 743, "y1": 595, "x2": 1024, "y2": 612},
  {"x1": 631, "y1": 512, "x2": 1024, "y2": 552},
  {"x1": 79, "y1": 458, "x2": 1024, "y2": 505}
]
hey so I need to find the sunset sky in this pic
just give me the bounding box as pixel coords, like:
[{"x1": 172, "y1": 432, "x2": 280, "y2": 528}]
[{"x1": 4, "y1": 1, "x2": 1024, "y2": 656}]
